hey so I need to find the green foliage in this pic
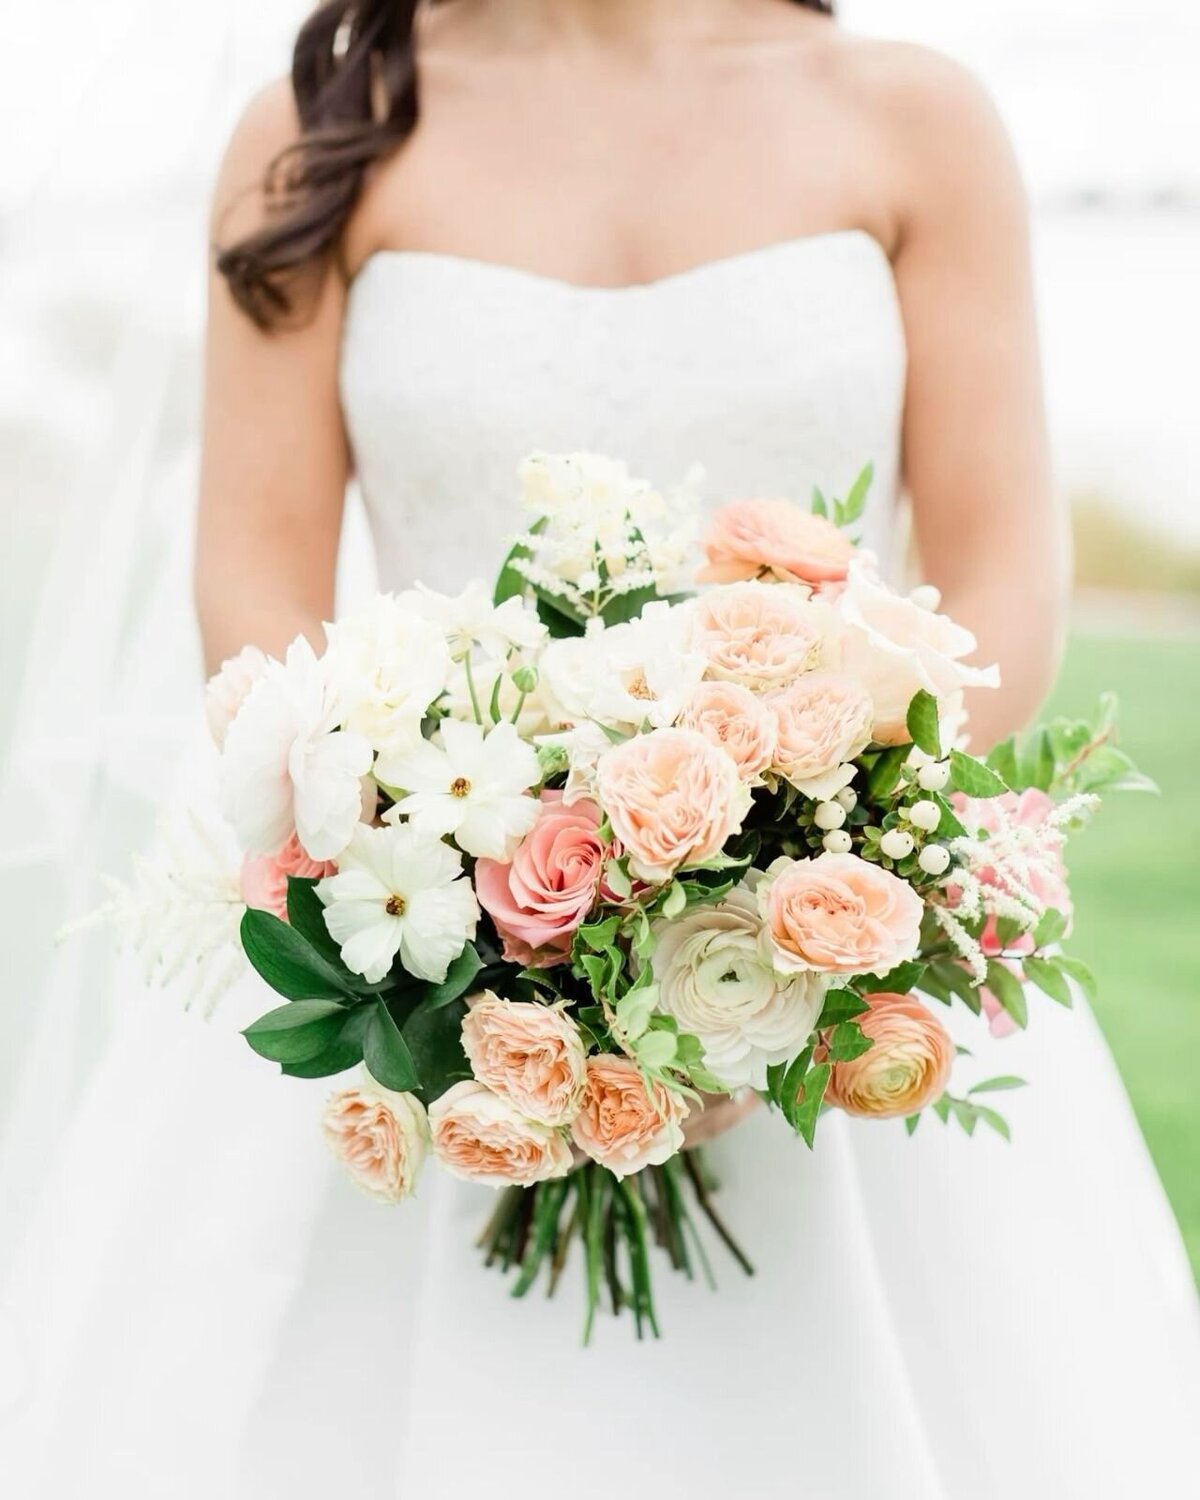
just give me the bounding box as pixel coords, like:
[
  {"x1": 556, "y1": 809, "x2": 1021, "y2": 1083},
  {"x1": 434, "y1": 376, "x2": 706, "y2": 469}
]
[
  {"x1": 240, "y1": 908, "x2": 360, "y2": 1003},
  {"x1": 817, "y1": 989, "x2": 871, "y2": 1028},
  {"x1": 418, "y1": 945, "x2": 483, "y2": 1011},
  {"x1": 242, "y1": 1001, "x2": 349, "y2": 1065},
  {"x1": 492, "y1": 517, "x2": 546, "y2": 606},
  {"x1": 984, "y1": 960, "x2": 1028, "y2": 1029},
  {"x1": 948, "y1": 749, "x2": 1008, "y2": 800},
  {"x1": 865, "y1": 743, "x2": 912, "y2": 800},
  {"x1": 905, "y1": 689, "x2": 941, "y2": 758},
  {"x1": 362, "y1": 1001, "x2": 420, "y2": 1093}
]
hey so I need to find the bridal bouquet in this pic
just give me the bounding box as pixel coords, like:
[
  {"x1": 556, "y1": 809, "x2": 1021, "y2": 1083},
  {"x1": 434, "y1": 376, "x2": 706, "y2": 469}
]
[{"x1": 141, "y1": 452, "x2": 1146, "y2": 1338}]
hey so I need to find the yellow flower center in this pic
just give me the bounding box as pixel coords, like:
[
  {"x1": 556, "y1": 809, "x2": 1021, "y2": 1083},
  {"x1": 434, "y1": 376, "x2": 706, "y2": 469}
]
[
  {"x1": 450, "y1": 776, "x2": 472, "y2": 798},
  {"x1": 385, "y1": 895, "x2": 406, "y2": 917},
  {"x1": 626, "y1": 671, "x2": 655, "y2": 702}
]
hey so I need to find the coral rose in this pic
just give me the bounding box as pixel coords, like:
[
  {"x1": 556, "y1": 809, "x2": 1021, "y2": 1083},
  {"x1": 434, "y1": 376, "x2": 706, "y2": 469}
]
[
  {"x1": 761, "y1": 853, "x2": 923, "y2": 977},
  {"x1": 475, "y1": 793, "x2": 610, "y2": 966},
  {"x1": 825, "y1": 991, "x2": 954, "y2": 1119},
  {"x1": 428, "y1": 1081, "x2": 573, "y2": 1187},
  {"x1": 460, "y1": 992, "x2": 587, "y2": 1126},
  {"x1": 691, "y1": 583, "x2": 833, "y2": 694},
  {"x1": 596, "y1": 727, "x2": 751, "y2": 885},
  {"x1": 571, "y1": 1056, "x2": 689, "y2": 1178},
  {"x1": 676, "y1": 681, "x2": 778, "y2": 782},
  {"x1": 769, "y1": 671, "x2": 875, "y2": 800},
  {"x1": 322, "y1": 1077, "x2": 429, "y2": 1204},
  {"x1": 697, "y1": 497, "x2": 855, "y2": 586},
  {"x1": 239, "y1": 832, "x2": 337, "y2": 922}
]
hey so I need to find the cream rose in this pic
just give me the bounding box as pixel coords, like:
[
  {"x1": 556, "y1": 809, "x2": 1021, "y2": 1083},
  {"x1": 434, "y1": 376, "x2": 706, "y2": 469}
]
[
  {"x1": 676, "y1": 681, "x2": 778, "y2": 782},
  {"x1": 837, "y1": 561, "x2": 999, "y2": 745},
  {"x1": 697, "y1": 497, "x2": 855, "y2": 586},
  {"x1": 205, "y1": 645, "x2": 268, "y2": 750},
  {"x1": 651, "y1": 883, "x2": 826, "y2": 1089},
  {"x1": 768, "y1": 671, "x2": 874, "y2": 800},
  {"x1": 595, "y1": 727, "x2": 752, "y2": 885},
  {"x1": 825, "y1": 991, "x2": 954, "y2": 1119},
  {"x1": 760, "y1": 853, "x2": 923, "y2": 977},
  {"x1": 321, "y1": 1077, "x2": 429, "y2": 1205},
  {"x1": 570, "y1": 1056, "x2": 689, "y2": 1178},
  {"x1": 691, "y1": 583, "x2": 833, "y2": 694},
  {"x1": 460, "y1": 992, "x2": 587, "y2": 1126},
  {"x1": 428, "y1": 1081, "x2": 573, "y2": 1187}
]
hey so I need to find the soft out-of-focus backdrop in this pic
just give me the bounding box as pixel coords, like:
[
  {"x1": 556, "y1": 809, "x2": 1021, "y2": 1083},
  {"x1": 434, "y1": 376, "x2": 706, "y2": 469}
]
[{"x1": 2, "y1": 2, "x2": 1197, "y2": 1269}]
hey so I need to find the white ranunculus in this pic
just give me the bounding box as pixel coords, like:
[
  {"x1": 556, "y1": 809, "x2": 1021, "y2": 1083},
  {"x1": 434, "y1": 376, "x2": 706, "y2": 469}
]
[
  {"x1": 650, "y1": 881, "x2": 827, "y2": 1090},
  {"x1": 397, "y1": 579, "x2": 547, "y2": 662},
  {"x1": 836, "y1": 560, "x2": 1000, "y2": 745},
  {"x1": 325, "y1": 595, "x2": 451, "y2": 759},
  {"x1": 383, "y1": 718, "x2": 541, "y2": 860},
  {"x1": 316, "y1": 822, "x2": 479, "y2": 983},
  {"x1": 221, "y1": 637, "x2": 372, "y2": 861}
]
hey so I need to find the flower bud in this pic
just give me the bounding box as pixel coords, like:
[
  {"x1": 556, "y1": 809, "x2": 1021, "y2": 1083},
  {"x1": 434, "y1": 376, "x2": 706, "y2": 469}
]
[
  {"x1": 822, "y1": 829, "x2": 853, "y2": 855},
  {"x1": 511, "y1": 662, "x2": 540, "y2": 695},
  {"x1": 918, "y1": 844, "x2": 951, "y2": 877},
  {"x1": 908, "y1": 799, "x2": 941, "y2": 833},
  {"x1": 917, "y1": 761, "x2": 951, "y2": 793},
  {"x1": 880, "y1": 828, "x2": 915, "y2": 861},
  {"x1": 813, "y1": 801, "x2": 847, "y2": 831}
]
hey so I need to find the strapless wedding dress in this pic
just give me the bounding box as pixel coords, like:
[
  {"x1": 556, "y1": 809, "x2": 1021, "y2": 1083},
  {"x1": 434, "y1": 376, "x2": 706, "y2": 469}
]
[{"x1": 3, "y1": 233, "x2": 1198, "y2": 1499}]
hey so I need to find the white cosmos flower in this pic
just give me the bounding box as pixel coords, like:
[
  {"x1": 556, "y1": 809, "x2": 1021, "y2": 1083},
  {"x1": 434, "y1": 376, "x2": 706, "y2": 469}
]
[
  {"x1": 316, "y1": 823, "x2": 479, "y2": 984},
  {"x1": 221, "y1": 637, "x2": 372, "y2": 861},
  {"x1": 397, "y1": 580, "x2": 547, "y2": 662},
  {"x1": 325, "y1": 595, "x2": 451, "y2": 759},
  {"x1": 384, "y1": 719, "x2": 541, "y2": 860}
]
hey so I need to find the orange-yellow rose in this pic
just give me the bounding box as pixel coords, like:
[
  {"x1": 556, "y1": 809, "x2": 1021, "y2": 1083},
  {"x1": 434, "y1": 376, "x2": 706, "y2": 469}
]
[
  {"x1": 676, "y1": 680, "x2": 778, "y2": 782},
  {"x1": 697, "y1": 498, "x2": 855, "y2": 586},
  {"x1": 691, "y1": 583, "x2": 832, "y2": 694},
  {"x1": 595, "y1": 727, "x2": 751, "y2": 885},
  {"x1": 825, "y1": 991, "x2": 954, "y2": 1118},
  {"x1": 460, "y1": 992, "x2": 587, "y2": 1127},
  {"x1": 428, "y1": 1081, "x2": 573, "y2": 1187},
  {"x1": 570, "y1": 1056, "x2": 689, "y2": 1177},
  {"x1": 768, "y1": 671, "x2": 874, "y2": 800},
  {"x1": 322, "y1": 1077, "x2": 429, "y2": 1204},
  {"x1": 761, "y1": 853, "x2": 923, "y2": 977}
]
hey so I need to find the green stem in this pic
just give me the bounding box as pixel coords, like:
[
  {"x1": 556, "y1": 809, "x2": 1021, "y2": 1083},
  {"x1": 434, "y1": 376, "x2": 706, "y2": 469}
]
[
  {"x1": 463, "y1": 652, "x2": 485, "y2": 725},
  {"x1": 683, "y1": 1152, "x2": 755, "y2": 1279}
]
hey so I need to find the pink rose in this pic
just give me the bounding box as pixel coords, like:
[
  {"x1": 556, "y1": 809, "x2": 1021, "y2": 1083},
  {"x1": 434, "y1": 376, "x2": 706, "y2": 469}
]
[
  {"x1": 570, "y1": 1056, "x2": 689, "y2": 1178},
  {"x1": 768, "y1": 671, "x2": 874, "y2": 800},
  {"x1": 691, "y1": 583, "x2": 832, "y2": 694},
  {"x1": 460, "y1": 992, "x2": 587, "y2": 1126},
  {"x1": 596, "y1": 727, "x2": 751, "y2": 885},
  {"x1": 697, "y1": 497, "x2": 855, "y2": 586},
  {"x1": 676, "y1": 681, "x2": 778, "y2": 782},
  {"x1": 205, "y1": 644, "x2": 269, "y2": 749},
  {"x1": 322, "y1": 1078, "x2": 429, "y2": 1204},
  {"x1": 761, "y1": 853, "x2": 924, "y2": 977},
  {"x1": 428, "y1": 1081, "x2": 574, "y2": 1188},
  {"x1": 825, "y1": 991, "x2": 955, "y2": 1119},
  {"x1": 239, "y1": 831, "x2": 337, "y2": 921},
  {"x1": 475, "y1": 793, "x2": 610, "y2": 966}
]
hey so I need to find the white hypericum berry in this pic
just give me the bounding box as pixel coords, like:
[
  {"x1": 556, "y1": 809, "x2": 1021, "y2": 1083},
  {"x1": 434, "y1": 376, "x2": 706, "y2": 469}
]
[
  {"x1": 834, "y1": 787, "x2": 858, "y2": 812},
  {"x1": 822, "y1": 829, "x2": 854, "y2": 855},
  {"x1": 880, "y1": 828, "x2": 915, "y2": 861},
  {"x1": 910, "y1": 584, "x2": 942, "y2": 612},
  {"x1": 918, "y1": 844, "x2": 952, "y2": 877},
  {"x1": 908, "y1": 800, "x2": 942, "y2": 833},
  {"x1": 813, "y1": 801, "x2": 847, "y2": 832},
  {"x1": 917, "y1": 761, "x2": 951, "y2": 793}
]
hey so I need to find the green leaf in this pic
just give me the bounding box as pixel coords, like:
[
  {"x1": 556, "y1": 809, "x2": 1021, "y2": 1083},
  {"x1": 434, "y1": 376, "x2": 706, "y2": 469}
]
[
  {"x1": 1026, "y1": 728, "x2": 1055, "y2": 793},
  {"x1": 817, "y1": 988, "x2": 870, "y2": 1028},
  {"x1": 604, "y1": 860, "x2": 632, "y2": 900},
  {"x1": 1034, "y1": 907, "x2": 1069, "y2": 948},
  {"x1": 601, "y1": 585, "x2": 661, "y2": 628},
  {"x1": 950, "y1": 1098, "x2": 978, "y2": 1136},
  {"x1": 285, "y1": 878, "x2": 350, "y2": 974},
  {"x1": 404, "y1": 999, "x2": 473, "y2": 1107},
  {"x1": 616, "y1": 987, "x2": 656, "y2": 1042},
  {"x1": 933, "y1": 794, "x2": 968, "y2": 840},
  {"x1": 968, "y1": 1075, "x2": 1027, "y2": 1095},
  {"x1": 1053, "y1": 955, "x2": 1097, "y2": 1003},
  {"x1": 811, "y1": 484, "x2": 828, "y2": 519},
  {"x1": 661, "y1": 882, "x2": 687, "y2": 920},
  {"x1": 1023, "y1": 955, "x2": 1073, "y2": 1008},
  {"x1": 417, "y1": 945, "x2": 484, "y2": 1011},
  {"x1": 281, "y1": 1005, "x2": 372, "y2": 1078},
  {"x1": 932, "y1": 1095, "x2": 952, "y2": 1124},
  {"x1": 928, "y1": 958, "x2": 982, "y2": 1012},
  {"x1": 577, "y1": 916, "x2": 621, "y2": 953},
  {"x1": 240, "y1": 908, "x2": 359, "y2": 1003},
  {"x1": 985, "y1": 960, "x2": 1028, "y2": 1029},
  {"x1": 492, "y1": 518, "x2": 545, "y2": 606},
  {"x1": 825, "y1": 1021, "x2": 873, "y2": 1063},
  {"x1": 243, "y1": 1000, "x2": 349, "y2": 1065},
  {"x1": 972, "y1": 1104, "x2": 1012, "y2": 1142},
  {"x1": 535, "y1": 590, "x2": 587, "y2": 639},
  {"x1": 905, "y1": 1113, "x2": 921, "y2": 1136},
  {"x1": 636, "y1": 1028, "x2": 678, "y2": 1070},
  {"x1": 905, "y1": 689, "x2": 941, "y2": 758},
  {"x1": 861, "y1": 960, "x2": 926, "y2": 996},
  {"x1": 866, "y1": 744, "x2": 912, "y2": 800},
  {"x1": 790, "y1": 1062, "x2": 832, "y2": 1150},
  {"x1": 986, "y1": 736, "x2": 1020, "y2": 788},
  {"x1": 363, "y1": 1001, "x2": 420, "y2": 1092},
  {"x1": 949, "y1": 749, "x2": 1008, "y2": 800},
  {"x1": 840, "y1": 463, "x2": 874, "y2": 526},
  {"x1": 1073, "y1": 745, "x2": 1159, "y2": 796},
  {"x1": 776, "y1": 1047, "x2": 814, "y2": 1116}
]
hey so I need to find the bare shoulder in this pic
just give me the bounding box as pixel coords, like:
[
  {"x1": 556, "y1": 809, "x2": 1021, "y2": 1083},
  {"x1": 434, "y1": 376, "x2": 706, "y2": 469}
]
[{"x1": 211, "y1": 77, "x2": 301, "y2": 240}]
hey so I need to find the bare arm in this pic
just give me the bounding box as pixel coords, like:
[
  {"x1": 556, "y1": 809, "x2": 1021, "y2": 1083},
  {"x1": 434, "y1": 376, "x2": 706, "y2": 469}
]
[
  {"x1": 195, "y1": 82, "x2": 350, "y2": 675},
  {"x1": 881, "y1": 52, "x2": 1070, "y2": 749}
]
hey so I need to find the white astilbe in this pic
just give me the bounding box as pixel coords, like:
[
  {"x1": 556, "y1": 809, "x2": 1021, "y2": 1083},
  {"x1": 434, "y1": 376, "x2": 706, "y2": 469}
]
[
  {"x1": 930, "y1": 901, "x2": 989, "y2": 985},
  {"x1": 69, "y1": 806, "x2": 247, "y2": 1015}
]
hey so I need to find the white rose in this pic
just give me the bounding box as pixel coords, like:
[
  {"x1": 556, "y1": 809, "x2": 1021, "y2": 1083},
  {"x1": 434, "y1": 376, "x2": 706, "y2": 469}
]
[{"x1": 651, "y1": 881, "x2": 827, "y2": 1089}]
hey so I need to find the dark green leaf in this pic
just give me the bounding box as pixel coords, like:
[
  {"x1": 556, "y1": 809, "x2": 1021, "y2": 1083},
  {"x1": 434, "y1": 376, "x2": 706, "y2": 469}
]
[
  {"x1": 280, "y1": 1005, "x2": 372, "y2": 1078},
  {"x1": 240, "y1": 908, "x2": 358, "y2": 1003},
  {"x1": 861, "y1": 960, "x2": 926, "y2": 996},
  {"x1": 866, "y1": 744, "x2": 912, "y2": 800},
  {"x1": 928, "y1": 958, "x2": 982, "y2": 1012},
  {"x1": 817, "y1": 988, "x2": 870, "y2": 1028},
  {"x1": 363, "y1": 1001, "x2": 420, "y2": 1092},
  {"x1": 825, "y1": 1021, "x2": 874, "y2": 1063},
  {"x1": 905, "y1": 689, "x2": 941, "y2": 758},
  {"x1": 243, "y1": 1000, "x2": 348, "y2": 1065},
  {"x1": 1023, "y1": 955, "x2": 1073, "y2": 1008},
  {"x1": 985, "y1": 960, "x2": 1028, "y2": 1029},
  {"x1": 601, "y1": 586, "x2": 660, "y2": 628},
  {"x1": 404, "y1": 999, "x2": 473, "y2": 1107},
  {"x1": 949, "y1": 749, "x2": 1008, "y2": 800},
  {"x1": 417, "y1": 945, "x2": 484, "y2": 1011},
  {"x1": 790, "y1": 1062, "x2": 832, "y2": 1150},
  {"x1": 535, "y1": 590, "x2": 587, "y2": 639},
  {"x1": 284, "y1": 878, "x2": 351, "y2": 973},
  {"x1": 933, "y1": 794, "x2": 968, "y2": 840}
]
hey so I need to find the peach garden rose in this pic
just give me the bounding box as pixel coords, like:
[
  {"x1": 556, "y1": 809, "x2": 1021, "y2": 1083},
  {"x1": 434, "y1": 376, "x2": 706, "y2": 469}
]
[
  {"x1": 690, "y1": 583, "x2": 833, "y2": 695},
  {"x1": 428, "y1": 1081, "x2": 574, "y2": 1187},
  {"x1": 460, "y1": 992, "x2": 587, "y2": 1127},
  {"x1": 761, "y1": 852, "x2": 924, "y2": 977},
  {"x1": 825, "y1": 991, "x2": 955, "y2": 1119},
  {"x1": 768, "y1": 671, "x2": 875, "y2": 801},
  {"x1": 676, "y1": 680, "x2": 778, "y2": 782},
  {"x1": 321, "y1": 1076, "x2": 429, "y2": 1205},
  {"x1": 570, "y1": 1056, "x2": 689, "y2": 1178},
  {"x1": 697, "y1": 497, "x2": 855, "y2": 587}
]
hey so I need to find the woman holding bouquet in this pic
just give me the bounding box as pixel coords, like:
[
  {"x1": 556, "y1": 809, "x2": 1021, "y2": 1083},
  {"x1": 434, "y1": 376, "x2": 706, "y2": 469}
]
[{"x1": 6, "y1": 1, "x2": 1198, "y2": 1496}]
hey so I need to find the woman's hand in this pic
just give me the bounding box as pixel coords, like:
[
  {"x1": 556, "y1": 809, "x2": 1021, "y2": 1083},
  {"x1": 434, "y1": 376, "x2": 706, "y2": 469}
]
[{"x1": 682, "y1": 1090, "x2": 760, "y2": 1150}]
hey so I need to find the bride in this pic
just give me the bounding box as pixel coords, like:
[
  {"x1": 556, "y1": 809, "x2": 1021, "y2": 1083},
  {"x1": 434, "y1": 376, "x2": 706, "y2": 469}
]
[{"x1": 5, "y1": 1, "x2": 1198, "y2": 1495}]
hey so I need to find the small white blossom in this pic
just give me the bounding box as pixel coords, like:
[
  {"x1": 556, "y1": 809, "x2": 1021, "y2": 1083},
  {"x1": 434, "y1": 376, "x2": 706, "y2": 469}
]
[
  {"x1": 397, "y1": 579, "x2": 546, "y2": 662},
  {"x1": 325, "y1": 595, "x2": 451, "y2": 759}
]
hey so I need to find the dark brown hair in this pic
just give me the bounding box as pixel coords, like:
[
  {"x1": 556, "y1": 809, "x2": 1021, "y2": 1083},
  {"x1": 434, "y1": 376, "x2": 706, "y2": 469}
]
[{"x1": 218, "y1": 0, "x2": 837, "y2": 329}]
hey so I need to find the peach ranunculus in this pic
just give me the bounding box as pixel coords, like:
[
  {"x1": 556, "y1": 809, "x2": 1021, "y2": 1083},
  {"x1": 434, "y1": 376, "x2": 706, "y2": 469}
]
[
  {"x1": 239, "y1": 831, "x2": 337, "y2": 922},
  {"x1": 595, "y1": 727, "x2": 752, "y2": 885},
  {"x1": 825, "y1": 991, "x2": 955, "y2": 1119},
  {"x1": 205, "y1": 644, "x2": 269, "y2": 750},
  {"x1": 761, "y1": 852, "x2": 924, "y2": 977},
  {"x1": 322, "y1": 1076, "x2": 429, "y2": 1204},
  {"x1": 474, "y1": 792, "x2": 611, "y2": 966},
  {"x1": 836, "y1": 560, "x2": 999, "y2": 745},
  {"x1": 428, "y1": 1081, "x2": 573, "y2": 1187},
  {"x1": 676, "y1": 681, "x2": 778, "y2": 782},
  {"x1": 691, "y1": 583, "x2": 834, "y2": 695},
  {"x1": 697, "y1": 497, "x2": 855, "y2": 587},
  {"x1": 768, "y1": 671, "x2": 875, "y2": 801},
  {"x1": 460, "y1": 992, "x2": 587, "y2": 1127},
  {"x1": 570, "y1": 1056, "x2": 689, "y2": 1178}
]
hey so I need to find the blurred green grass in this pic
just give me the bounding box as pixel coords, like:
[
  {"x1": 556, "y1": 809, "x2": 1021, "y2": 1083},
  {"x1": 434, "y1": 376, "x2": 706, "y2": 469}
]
[{"x1": 1048, "y1": 629, "x2": 1200, "y2": 1276}]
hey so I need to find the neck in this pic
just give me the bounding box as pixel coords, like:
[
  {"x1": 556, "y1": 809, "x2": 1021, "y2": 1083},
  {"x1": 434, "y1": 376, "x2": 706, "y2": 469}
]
[{"x1": 460, "y1": 0, "x2": 772, "y2": 48}]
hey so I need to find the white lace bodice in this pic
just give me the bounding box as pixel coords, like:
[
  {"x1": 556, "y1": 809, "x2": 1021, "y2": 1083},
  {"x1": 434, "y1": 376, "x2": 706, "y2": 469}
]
[{"x1": 339, "y1": 231, "x2": 907, "y2": 589}]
